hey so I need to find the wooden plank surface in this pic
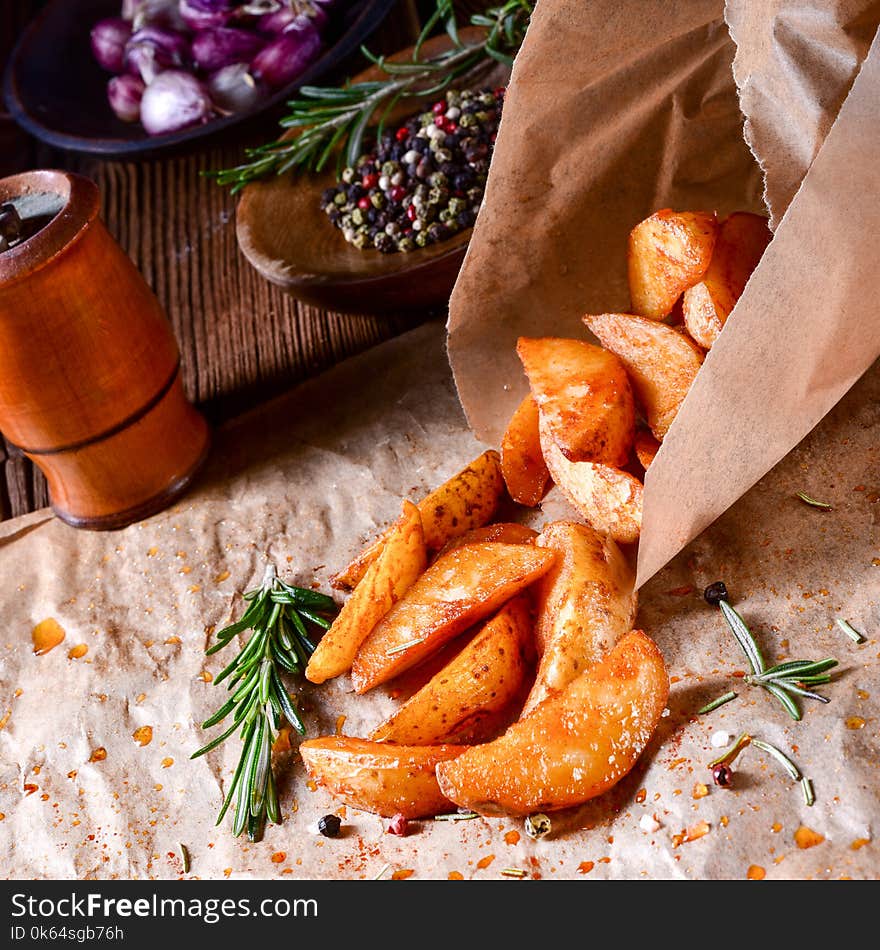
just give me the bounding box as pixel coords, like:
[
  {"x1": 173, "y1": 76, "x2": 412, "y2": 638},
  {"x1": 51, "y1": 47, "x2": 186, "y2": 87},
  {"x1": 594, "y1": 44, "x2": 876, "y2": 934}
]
[{"x1": 0, "y1": 0, "x2": 438, "y2": 521}]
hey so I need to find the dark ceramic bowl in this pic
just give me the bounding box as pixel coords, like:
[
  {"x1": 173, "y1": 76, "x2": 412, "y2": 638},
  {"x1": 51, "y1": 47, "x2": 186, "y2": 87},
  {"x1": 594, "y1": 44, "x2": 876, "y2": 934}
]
[{"x1": 3, "y1": 0, "x2": 396, "y2": 158}]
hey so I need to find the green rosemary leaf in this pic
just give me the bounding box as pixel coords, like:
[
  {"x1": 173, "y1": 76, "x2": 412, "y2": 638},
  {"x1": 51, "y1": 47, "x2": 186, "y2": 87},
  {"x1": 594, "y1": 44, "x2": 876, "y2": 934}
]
[
  {"x1": 485, "y1": 45, "x2": 515, "y2": 66},
  {"x1": 215, "y1": 722, "x2": 254, "y2": 825},
  {"x1": 836, "y1": 618, "x2": 866, "y2": 643},
  {"x1": 200, "y1": 695, "x2": 237, "y2": 730},
  {"x1": 758, "y1": 658, "x2": 838, "y2": 679},
  {"x1": 250, "y1": 716, "x2": 271, "y2": 816},
  {"x1": 265, "y1": 766, "x2": 280, "y2": 825},
  {"x1": 795, "y1": 490, "x2": 833, "y2": 510},
  {"x1": 698, "y1": 690, "x2": 738, "y2": 714},
  {"x1": 315, "y1": 123, "x2": 350, "y2": 173},
  {"x1": 771, "y1": 680, "x2": 829, "y2": 704},
  {"x1": 298, "y1": 608, "x2": 333, "y2": 630},
  {"x1": 763, "y1": 682, "x2": 802, "y2": 721},
  {"x1": 801, "y1": 776, "x2": 815, "y2": 806},
  {"x1": 278, "y1": 582, "x2": 337, "y2": 611},
  {"x1": 708, "y1": 732, "x2": 751, "y2": 768},
  {"x1": 191, "y1": 718, "x2": 241, "y2": 759},
  {"x1": 271, "y1": 667, "x2": 304, "y2": 734},
  {"x1": 791, "y1": 673, "x2": 832, "y2": 686},
  {"x1": 258, "y1": 658, "x2": 272, "y2": 705},
  {"x1": 719, "y1": 600, "x2": 766, "y2": 674},
  {"x1": 750, "y1": 738, "x2": 801, "y2": 781},
  {"x1": 445, "y1": 12, "x2": 461, "y2": 48}
]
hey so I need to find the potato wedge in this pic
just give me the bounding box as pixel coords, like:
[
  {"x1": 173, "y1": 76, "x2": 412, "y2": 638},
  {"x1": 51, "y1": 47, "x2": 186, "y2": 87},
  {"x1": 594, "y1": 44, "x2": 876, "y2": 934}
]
[
  {"x1": 523, "y1": 521, "x2": 636, "y2": 714},
  {"x1": 371, "y1": 596, "x2": 534, "y2": 745},
  {"x1": 683, "y1": 212, "x2": 772, "y2": 348},
  {"x1": 583, "y1": 312, "x2": 704, "y2": 441},
  {"x1": 540, "y1": 416, "x2": 642, "y2": 544},
  {"x1": 435, "y1": 630, "x2": 668, "y2": 815},
  {"x1": 500, "y1": 393, "x2": 551, "y2": 506},
  {"x1": 351, "y1": 542, "x2": 556, "y2": 694},
  {"x1": 437, "y1": 522, "x2": 537, "y2": 558},
  {"x1": 331, "y1": 450, "x2": 505, "y2": 590},
  {"x1": 628, "y1": 209, "x2": 718, "y2": 319},
  {"x1": 299, "y1": 737, "x2": 465, "y2": 818},
  {"x1": 634, "y1": 429, "x2": 660, "y2": 470},
  {"x1": 306, "y1": 501, "x2": 426, "y2": 684},
  {"x1": 516, "y1": 337, "x2": 635, "y2": 466}
]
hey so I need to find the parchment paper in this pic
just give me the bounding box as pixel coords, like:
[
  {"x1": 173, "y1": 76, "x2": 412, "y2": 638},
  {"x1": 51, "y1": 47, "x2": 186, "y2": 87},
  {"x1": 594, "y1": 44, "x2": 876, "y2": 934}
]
[
  {"x1": 0, "y1": 322, "x2": 877, "y2": 880},
  {"x1": 447, "y1": 0, "x2": 880, "y2": 587}
]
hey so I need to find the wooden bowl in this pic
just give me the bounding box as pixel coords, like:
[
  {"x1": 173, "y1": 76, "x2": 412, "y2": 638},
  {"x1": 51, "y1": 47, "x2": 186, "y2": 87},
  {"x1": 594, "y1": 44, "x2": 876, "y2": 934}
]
[
  {"x1": 236, "y1": 28, "x2": 507, "y2": 314},
  {"x1": 2, "y1": 0, "x2": 396, "y2": 159}
]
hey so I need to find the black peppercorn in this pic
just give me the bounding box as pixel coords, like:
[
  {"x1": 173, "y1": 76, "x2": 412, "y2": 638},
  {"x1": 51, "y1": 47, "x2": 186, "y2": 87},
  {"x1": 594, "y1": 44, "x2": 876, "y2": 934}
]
[
  {"x1": 704, "y1": 581, "x2": 729, "y2": 606},
  {"x1": 317, "y1": 814, "x2": 342, "y2": 837},
  {"x1": 712, "y1": 764, "x2": 733, "y2": 788}
]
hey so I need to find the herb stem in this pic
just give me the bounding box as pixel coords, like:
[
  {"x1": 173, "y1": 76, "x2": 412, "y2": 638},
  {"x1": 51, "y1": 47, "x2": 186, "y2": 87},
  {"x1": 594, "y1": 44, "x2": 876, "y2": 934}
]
[
  {"x1": 836, "y1": 618, "x2": 866, "y2": 644},
  {"x1": 750, "y1": 739, "x2": 801, "y2": 781},
  {"x1": 698, "y1": 691, "x2": 738, "y2": 715}
]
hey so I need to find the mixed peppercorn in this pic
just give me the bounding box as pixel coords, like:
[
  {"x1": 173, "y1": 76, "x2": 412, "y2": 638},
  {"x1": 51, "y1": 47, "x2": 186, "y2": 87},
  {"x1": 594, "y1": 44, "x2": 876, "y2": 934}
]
[{"x1": 321, "y1": 87, "x2": 504, "y2": 253}]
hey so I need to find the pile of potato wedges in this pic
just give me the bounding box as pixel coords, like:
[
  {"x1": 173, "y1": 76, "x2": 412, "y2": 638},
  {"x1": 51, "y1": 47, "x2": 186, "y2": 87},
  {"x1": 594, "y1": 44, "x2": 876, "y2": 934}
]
[
  {"x1": 299, "y1": 450, "x2": 665, "y2": 818},
  {"x1": 505, "y1": 208, "x2": 771, "y2": 543},
  {"x1": 299, "y1": 208, "x2": 770, "y2": 821}
]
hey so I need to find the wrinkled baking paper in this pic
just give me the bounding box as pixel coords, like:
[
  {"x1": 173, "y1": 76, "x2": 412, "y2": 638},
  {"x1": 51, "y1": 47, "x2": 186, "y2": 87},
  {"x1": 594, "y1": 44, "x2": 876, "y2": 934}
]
[
  {"x1": 0, "y1": 321, "x2": 878, "y2": 881},
  {"x1": 447, "y1": 0, "x2": 880, "y2": 587}
]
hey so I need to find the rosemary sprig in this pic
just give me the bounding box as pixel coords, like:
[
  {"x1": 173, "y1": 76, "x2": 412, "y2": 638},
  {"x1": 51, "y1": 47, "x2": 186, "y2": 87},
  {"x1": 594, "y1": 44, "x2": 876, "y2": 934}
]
[
  {"x1": 192, "y1": 564, "x2": 336, "y2": 841},
  {"x1": 700, "y1": 598, "x2": 839, "y2": 721},
  {"x1": 211, "y1": 0, "x2": 534, "y2": 192}
]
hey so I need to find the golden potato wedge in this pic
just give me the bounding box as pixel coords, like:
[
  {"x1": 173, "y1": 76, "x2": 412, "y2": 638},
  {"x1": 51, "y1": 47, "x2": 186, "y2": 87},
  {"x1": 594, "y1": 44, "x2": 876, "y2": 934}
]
[
  {"x1": 500, "y1": 394, "x2": 552, "y2": 506},
  {"x1": 435, "y1": 630, "x2": 668, "y2": 815},
  {"x1": 351, "y1": 542, "x2": 556, "y2": 694},
  {"x1": 299, "y1": 736, "x2": 465, "y2": 818},
  {"x1": 306, "y1": 501, "x2": 426, "y2": 684},
  {"x1": 371, "y1": 596, "x2": 534, "y2": 745},
  {"x1": 437, "y1": 522, "x2": 537, "y2": 558},
  {"x1": 583, "y1": 312, "x2": 704, "y2": 441},
  {"x1": 523, "y1": 521, "x2": 636, "y2": 714},
  {"x1": 634, "y1": 429, "x2": 660, "y2": 470},
  {"x1": 683, "y1": 212, "x2": 772, "y2": 348},
  {"x1": 331, "y1": 450, "x2": 505, "y2": 590},
  {"x1": 516, "y1": 337, "x2": 635, "y2": 466},
  {"x1": 628, "y1": 209, "x2": 718, "y2": 319},
  {"x1": 540, "y1": 416, "x2": 642, "y2": 545}
]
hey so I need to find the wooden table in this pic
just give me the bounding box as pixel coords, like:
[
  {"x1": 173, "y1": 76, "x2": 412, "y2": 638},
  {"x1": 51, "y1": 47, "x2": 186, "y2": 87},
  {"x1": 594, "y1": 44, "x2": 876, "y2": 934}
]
[{"x1": 0, "y1": 0, "x2": 443, "y2": 521}]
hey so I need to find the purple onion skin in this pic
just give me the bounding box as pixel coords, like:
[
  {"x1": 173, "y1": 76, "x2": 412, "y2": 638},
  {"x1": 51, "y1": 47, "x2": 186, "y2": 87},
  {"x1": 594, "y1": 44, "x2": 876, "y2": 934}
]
[
  {"x1": 124, "y1": 25, "x2": 191, "y2": 83},
  {"x1": 107, "y1": 73, "x2": 145, "y2": 122},
  {"x1": 178, "y1": 0, "x2": 235, "y2": 31},
  {"x1": 127, "y1": 0, "x2": 186, "y2": 30},
  {"x1": 91, "y1": 18, "x2": 132, "y2": 73},
  {"x1": 139, "y1": 70, "x2": 213, "y2": 135},
  {"x1": 250, "y1": 26, "x2": 321, "y2": 89},
  {"x1": 257, "y1": 7, "x2": 328, "y2": 35},
  {"x1": 207, "y1": 62, "x2": 265, "y2": 113},
  {"x1": 191, "y1": 27, "x2": 266, "y2": 73}
]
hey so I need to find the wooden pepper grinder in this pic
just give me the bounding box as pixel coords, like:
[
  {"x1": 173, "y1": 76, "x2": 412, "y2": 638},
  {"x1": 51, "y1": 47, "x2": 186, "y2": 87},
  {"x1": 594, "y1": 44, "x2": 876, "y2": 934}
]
[{"x1": 0, "y1": 169, "x2": 210, "y2": 529}]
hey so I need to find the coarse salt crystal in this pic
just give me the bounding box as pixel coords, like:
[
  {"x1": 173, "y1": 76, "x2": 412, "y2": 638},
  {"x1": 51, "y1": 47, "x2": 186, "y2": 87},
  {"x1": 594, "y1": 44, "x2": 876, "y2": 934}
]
[
  {"x1": 711, "y1": 730, "x2": 730, "y2": 748},
  {"x1": 661, "y1": 708, "x2": 670, "y2": 718},
  {"x1": 639, "y1": 814, "x2": 660, "y2": 833}
]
